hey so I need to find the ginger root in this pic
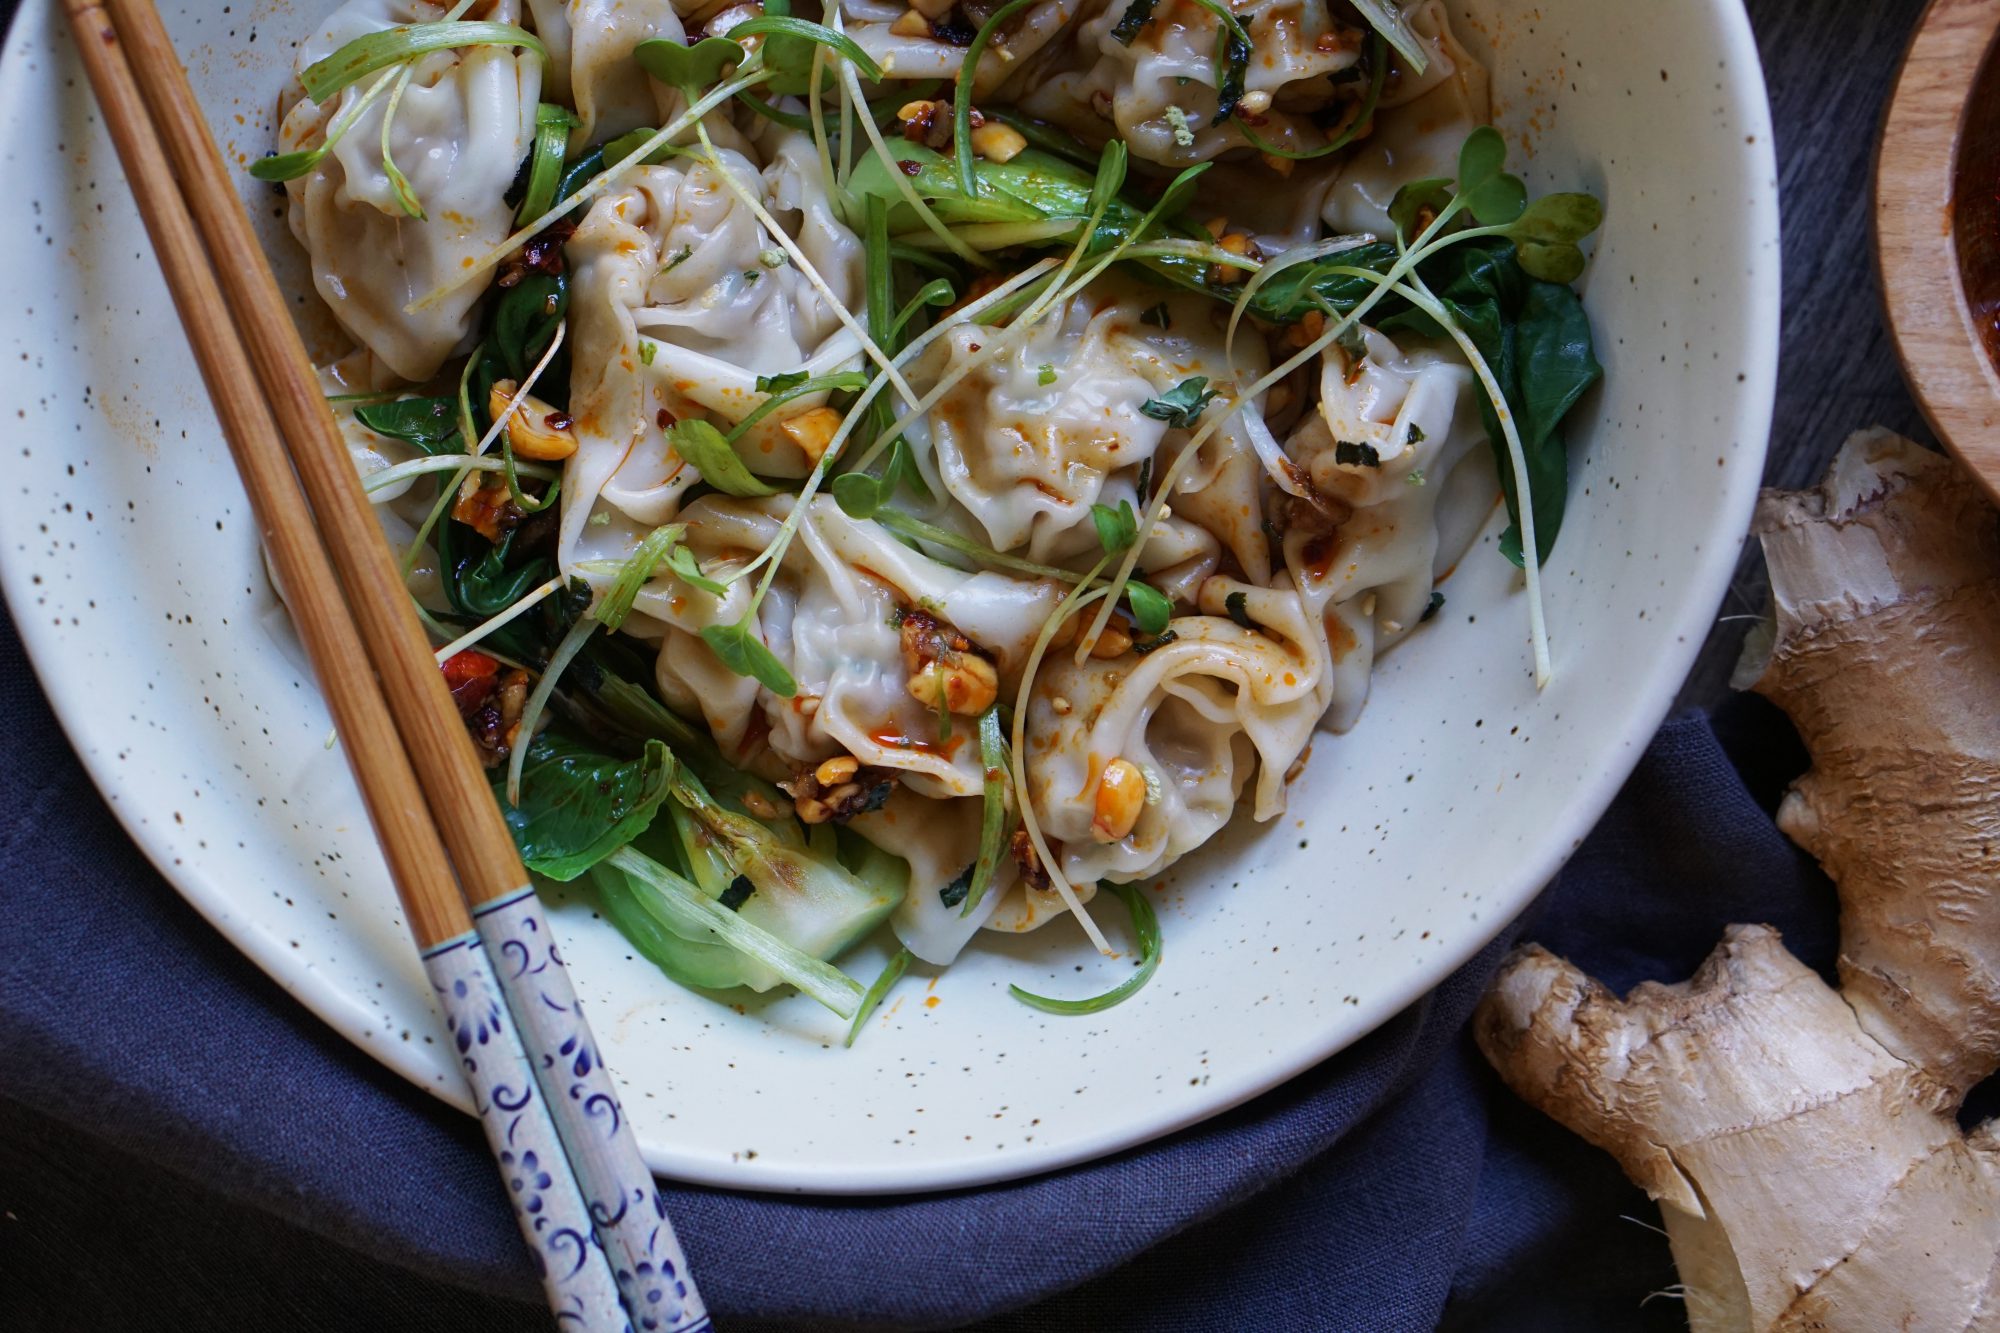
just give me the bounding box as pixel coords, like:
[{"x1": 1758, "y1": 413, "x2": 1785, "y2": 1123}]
[{"x1": 1474, "y1": 430, "x2": 2000, "y2": 1332}]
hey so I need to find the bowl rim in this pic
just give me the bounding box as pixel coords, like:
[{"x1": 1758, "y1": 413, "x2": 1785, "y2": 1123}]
[
  {"x1": 1876, "y1": 0, "x2": 2000, "y2": 504},
  {"x1": 0, "y1": 0, "x2": 1783, "y2": 1194}
]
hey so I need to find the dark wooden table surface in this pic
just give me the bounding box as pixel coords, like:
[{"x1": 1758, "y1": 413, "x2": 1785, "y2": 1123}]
[{"x1": 1681, "y1": 0, "x2": 1937, "y2": 706}]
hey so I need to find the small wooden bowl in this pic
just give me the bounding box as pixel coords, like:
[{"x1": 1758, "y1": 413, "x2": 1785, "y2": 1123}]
[{"x1": 1878, "y1": 0, "x2": 2000, "y2": 500}]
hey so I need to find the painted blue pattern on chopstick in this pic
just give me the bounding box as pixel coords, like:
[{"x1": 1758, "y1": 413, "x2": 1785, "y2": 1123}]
[
  {"x1": 474, "y1": 887, "x2": 708, "y2": 1332},
  {"x1": 423, "y1": 930, "x2": 633, "y2": 1332}
]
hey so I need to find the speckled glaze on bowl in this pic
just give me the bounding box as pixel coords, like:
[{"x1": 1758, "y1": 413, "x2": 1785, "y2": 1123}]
[{"x1": 0, "y1": 0, "x2": 1776, "y2": 1192}]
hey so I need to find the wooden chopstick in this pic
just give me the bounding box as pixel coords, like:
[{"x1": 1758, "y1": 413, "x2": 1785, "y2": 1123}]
[{"x1": 63, "y1": 2, "x2": 709, "y2": 1328}]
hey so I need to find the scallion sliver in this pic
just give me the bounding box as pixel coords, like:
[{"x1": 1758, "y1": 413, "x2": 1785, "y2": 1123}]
[
  {"x1": 300, "y1": 21, "x2": 547, "y2": 104},
  {"x1": 844, "y1": 947, "x2": 912, "y2": 1047},
  {"x1": 1009, "y1": 883, "x2": 1161, "y2": 1014}
]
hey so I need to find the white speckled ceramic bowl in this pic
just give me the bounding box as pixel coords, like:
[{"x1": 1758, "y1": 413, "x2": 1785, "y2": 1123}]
[{"x1": 0, "y1": 0, "x2": 1776, "y2": 1191}]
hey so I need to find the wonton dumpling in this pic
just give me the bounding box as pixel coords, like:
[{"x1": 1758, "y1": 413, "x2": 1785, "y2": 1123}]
[
  {"x1": 851, "y1": 790, "x2": 1009, "y2": 964},
  {"x1": 560, "y1": 133, "x2": 865, "y2": 575},
  {"x1": 579, "y1": 493, "x2": 1062, "y2": 800},
  {"x1": 277, "y1": 0, "x2": 541, "y2": 383},
  {"x1": 1022, "y1": 582, "x2": 1323, "y2": 886},
  {"x1": 1322, "y1": 0, "x2": 1489, "y2": 237},
  {"x1": 529, "y1": 0, "x2": 687, "y2": 147},
  {"x1": 840, "y1": 0, "x2": 1079, "y2": 93},
  {"x1": 1282, "y1": 322, "x2": 1488, "y2": 730},
  {"x1": 903, "y1": 280, "x2": 1271, "y2": 578},
  {"x1": 1014, "y1": 0, "x2": 1366, "y2": 166}
]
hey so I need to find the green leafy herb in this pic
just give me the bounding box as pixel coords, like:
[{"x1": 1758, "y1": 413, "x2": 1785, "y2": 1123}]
[
  {"x1": 1454, "y1": 126, "x2": 1528, "y2": 226},
  {"x1": 1037, "y1": 363, "x2": 1057, "y2": 386},
  {"x1": 501, "y1": 735, "x2": 672, "y2": 881},
  {"x1": 938, "y1": 863, "x2": 975, "y2": 909},
  {"x1": 666, "y1": 418, "x2": 779, "y2": 497},
  {"x1": 1131, "y1": 629, "x2": 1179, "y2": 654},
  {"x1": 1008, "y1": 882, "x2": 1161, "y2": 1014},
  {"x1": 1109, "y1": 0, "x2": 1160, "y2": 44},
  {"x1": 631, "y1": 35, "x2": 745, "y2": 91},
  {"x1": 1335, "y1": 440, "x2": 1382, "y2": 468},
  {"x1": 354, "y1": 396, "x2": 462, "y2": 453},
  {"x1": 665, "y1": 544, "x2": 725, "y2": 596},
  {"x1": 299, "y1": 21, "x2": 547, "y2": 103},
  {"x1": 598, "y1": 524, "x2": 687, "y2": 631},
  {"x1": 844, "y1": 947, "x2": 913, "y2": 1047},
  {"x1": 1421, "y1": 590, "x2": 1445, "y2": 622},
  {"x1": 1138, "y1": 376, "x2": 1218, "y2": 428},
  {"x1": 638, "y1": 340, "x2": 658, "y2": 366},
  {"x1": 1224, "y1": 590, "x2": 1257, "y2": 631},
  {"x1": 699, "y1": 620, "x2": 798, "y2": 697},
  {"x1": 1091, "y1": 499, "x2": 1140, "y2": 553},
  {"x1": 1125, "y1": 582, "x2": 1172, "y2": 634},
  {"x1": 1406, "y1": 468, "x2": 1427, "y2": 486},
  {"x1": 1502, "y1": 192, "x2": 1606, "y2": 284}
]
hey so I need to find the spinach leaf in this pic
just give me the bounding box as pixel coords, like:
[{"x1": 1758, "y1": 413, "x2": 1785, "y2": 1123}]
[
  {"x1": 439, "y1": 517, "x2": 556, "y2": 620},
  {"x1": 354, "y1": 396, "x2": 462, "y2": 454},
  {"x1": 490, "y1": 271, "x2": 568, "y2": 384},
  {"x1": 1381, "y1": 238, "x2": 1602, "y2": 564},
  {"x1": 501, "y1": 734, "x2": 674, "y2": 880}
]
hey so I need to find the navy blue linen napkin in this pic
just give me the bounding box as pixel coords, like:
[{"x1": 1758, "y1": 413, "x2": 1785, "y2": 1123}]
[{"x1": 0, "y1": 598, "x2": 1839, "y2": 1331}]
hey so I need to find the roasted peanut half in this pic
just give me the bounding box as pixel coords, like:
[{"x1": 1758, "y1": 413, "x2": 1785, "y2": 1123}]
[{"x1": 1091, "y1": 759, "x2": 1146, "y2": 842}]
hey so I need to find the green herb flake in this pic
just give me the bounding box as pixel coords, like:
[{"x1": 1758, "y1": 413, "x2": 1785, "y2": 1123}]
[
  {"x1": 742, "y1": 269, "x2": 762, "y2": 285},
  {"x1": 718, "y1": 874, "x2": 756, "y2": 911},
  {"x1": 938, "y1": 862, "x2": 975, "y2": 909},
  {"x1": 1420, "y1": 590, "x2": 1445, "y2": 623},
  {"x1": 1224, "y1": 590, "x2": 1258, "y2": 631},
  {"x1": 1406, "y1": 468, "x2": 1427, "y2": 487},
  {"x1": 638, "y1": 341, "x2": 657, "y2": 366},
  {"x1": 1334, "y1": 440, "x2": 1382, "y2": 469},
  {"x1": 1139, "y1": 376, "x2": 1219, "y2": 429},
  {"x1": 664, "y1": 246, "x2": 692, "y2": 271},
  {"x1": 1131, "y1": 628, "x2": 1179, "y2": 655},
  {"x1": 1406, "y1": 423, "x2": 1426, "y2": 445},
  {"x1": 1038, "y1": 363, "x2": 1058, "y2": 386}
]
